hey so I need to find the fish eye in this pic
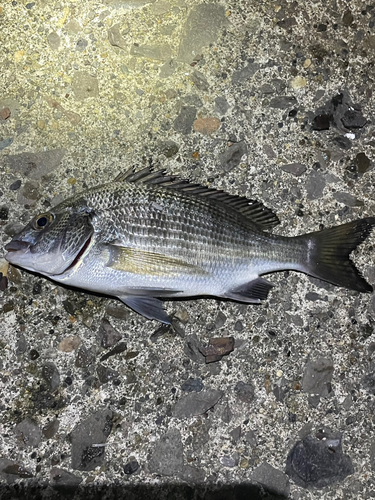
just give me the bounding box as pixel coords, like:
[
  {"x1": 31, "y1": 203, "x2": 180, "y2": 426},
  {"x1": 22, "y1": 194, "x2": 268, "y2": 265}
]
[{"x1": 33, "y1": 213, "x2": 54, "y2": 230}]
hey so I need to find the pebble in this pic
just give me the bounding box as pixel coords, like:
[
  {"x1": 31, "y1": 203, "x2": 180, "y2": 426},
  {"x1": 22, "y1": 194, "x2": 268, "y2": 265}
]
[
  {"x1": 232, "y1": 62, "x2": 259, "y2": 84},
  {"x1": 173, "y1": 106, "x2": 197, "y2": 134},
  {"x1": 305, "y1": 171, "x2": 326, "y2": 200},
  {"x1": 286, "y1": 430, "x2": 354, "y2": 488},
  {"x1": 0, "y1": 107, "x2": 11, "y2": 120},
  {"x1": 190, "y1": 70, "x2": 209, "y2": 91},
  {"x1": 220, "y1": 141, "x2": 248, "y2": 172},
  {"x1": 42, "y1": 419, "x2": 60, "y2": 439},
  {"x1": 50, "y1": 467, "x2": 82, "y2": 490},
  {"x1": 362, "y1": 372, "x2": 375, "y2": 395},
  {"x1": 269, "y1": 96, "x2": 297, "y2": 109},
  {"x1": 14, "y1": 417, "x2": 42, "y2": 448},
  {"x1": 124, "y1": 460, "x2": 139, "y2": 475},
  {"x1": 108, "y1": 25, "x2": 126, "y2": 50},
  {"x1": 250, "y1": 462, "x2": 290, "y2": 498},
  {"x1": 0, "y1": 206, "x2": 8, "y2": 220},
  {"x1": 302, "y1": 357, "x2": 333, "y2": 398},
  {"x1": 98, "y1": 318, "x2": 122, "y2": 348},
  {"x1": 333, "y1": 191, "x2": 363, "y2": 207},
  {"x1": 58, "y1": 335, "x2": 81, "y2": 353},
  {"x1": 215, "y1": 96, "x2": 229, "y2": 115},
  {"x1": 96, "y1": 364, "x2": 119, "y2": 384},
  {"x1": 290, "y1": 76, "x2": 307, "y2": 89},
  {"x1": 193, "y1": 117, "x2": 221, "y2": 135},
  {"x1": 9, "y1": 179, "x2": 21, "y2": 190},
  {"x1": 75, "y1": 345, "x2": 95, "y2": 368},
  {"x1": 70, "y1": 409, "x2": 113, "y2": 471},
  {"x1": 181, "y1": 377, "x2": 203, "y2": 393},
  {"x1": 41, "y1": 362, "x2": 61, "y2": 391},
  {"x1": 280, "y1": 162, "x2": 307, "y2": 176},
  {"x1": 177, "y1": 4, "x2": 228, "y2": 64},
  {"x1": 172, "y1": 389, "x2": 223, "y2": 418},
  {"x1": 148, "y1": 428, "x2": 183, "y2": 476},
  {"x1": 47, "y1": 32, "x2": 60, "y2": 50},
  {"x1": 234, "y1": 381, "x2": 255, "y2": 403},
  {"x1": 131, "y1": 43, "x2": 172, "y2": 61}
]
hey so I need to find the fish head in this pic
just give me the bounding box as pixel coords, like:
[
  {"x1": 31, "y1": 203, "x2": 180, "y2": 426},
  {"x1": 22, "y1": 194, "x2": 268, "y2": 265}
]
[{"x1": 5, "y1": 206, "x2": 94, "y2": 276}]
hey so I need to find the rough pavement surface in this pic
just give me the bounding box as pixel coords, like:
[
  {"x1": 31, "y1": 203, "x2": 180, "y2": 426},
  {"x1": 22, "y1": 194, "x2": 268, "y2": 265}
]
[{"x1": 1, "y1": 0, "x2": 375, "y2": 499}]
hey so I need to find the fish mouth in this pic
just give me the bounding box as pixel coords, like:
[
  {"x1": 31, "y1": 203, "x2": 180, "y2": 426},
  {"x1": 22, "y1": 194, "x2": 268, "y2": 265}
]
[{"x1": 4, "y1": 240, "x2": 31, "y2": 252}]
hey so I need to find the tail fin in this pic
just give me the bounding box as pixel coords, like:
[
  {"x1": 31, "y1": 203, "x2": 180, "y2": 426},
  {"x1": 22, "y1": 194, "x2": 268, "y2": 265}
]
[{"x1": 299, "y1": 217, "x2": 375, "y2": 292}]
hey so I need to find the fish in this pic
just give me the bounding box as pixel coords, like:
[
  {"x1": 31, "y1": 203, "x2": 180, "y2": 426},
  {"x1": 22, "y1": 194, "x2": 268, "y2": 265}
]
[{"x1": 4, "y1": 167, "x2": 375, "y2": 324}]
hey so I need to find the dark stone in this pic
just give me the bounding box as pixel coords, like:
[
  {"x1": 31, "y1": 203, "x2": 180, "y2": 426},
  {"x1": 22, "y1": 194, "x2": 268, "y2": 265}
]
[
  {"x1": 215, "y1": 96, "x2": 229, "y2": 115},
  {"x1": 234, "y1": 381, "x2": 255, "y2": 403},
  {"x1": 50, "y1": 467, "x2": 82, "y2": 491},
  {"x1": 105, "y1": 302, "x2": 130, "y2": 319},
  {"x1": 184, "y1": 334, "x2": 205, "y2": 364},
  {"x1": 173, "y1": 106, "x2": 197, "y2": 134},
  {"x1": 70, "y1": 409, "x2": 113, "y2": 471},
  {"x1": 9, "y1": 180, "x2": 21, "y2": 190},
  {"x1": 42, "y1": 418, "x2": 59, "y2": 439},
  {"x1": 305, "y1": 171, "x2": 326, "y2": 200},
  {"x1": 41, "y1": 362, "x2": 61, "y2": 392},
  {"x1": 100, "y1": 341, "x2": 127, "y2": 362},
  {"x1": 302, "y1": 358, "x2": 333, "y2": 397},
  {"x1": 76, "y1": 39, "x2": 88, "y2": 51},
  {"x1": 286, "y1": 430, "x2": 354, "y2": 488},
  {"x1": 32, "y1": 281, "x2": 42, "y2": 294},
  {"x1": 280, "y1": 163, "x2": 307, "y2": 176},
  {"x1": 148, "y1": 428, "x2": 183, "y2": 476},
  {"x1": 333, "y1": 135, "x2": 352, "y2": 149},
  {"x1": 181, "y1": 377, "x2": 204, "y2": 392},
  {"x1": 342, "y1": 10, "x2": 354, "y2": 26},
  {"x1": 98, "y1": 318, "x2": 122, "y2": 348},
  {"x1": 75, "y1": 345, "x2": 95, "y2": 368},
  {"x1": 124, "y1": 460, "x2": 139, "y2": 475},
  {"x1": 356, "y1": 152, "x2": 371, "y2": 174},
  {"x1": 159, "y1": 140, "x2": 179, "y2": 158},
  {"x1": 219, "y1": 141, "x2": 248, "y2": 172},
  {"x1": 341, "y1": 109, "x2": 367, "y2": 129},
  {"x1": 251, "y1": 462, "x2": 290, "y2": 498},
  {"x1": 229, "y1": 426, "x2": 241, "y2": 443},
  {"x1": 190, "y1": 70, "x2": 209, "y2": 90},
  {"x1": 269, "y1": 96, "x2": 297, "y2": 109},
  {"x1": 29, "y1": 349, "x2": 40, "y2": 360},
  {"x1": 305, "y1": 291, "x2": 323, "y2": 301},
  {"x1": 14, "y1": 417, "x2": 42, "y2": 448},
  {"x1": 333, "y1": 192, "x2": 363, "y2": 207},
  {"x1": 232, "y1": 62, "x2": 260, "y2": 84},
  {"x1": 96, "y1": 364, "x2": 119, "y2": 384},
  {"x1": 0, "y1": 206, "x2": 8, "y2": 220},
  {"x1": 172, "y1": 389, "x2": 223, "y2": 418}
]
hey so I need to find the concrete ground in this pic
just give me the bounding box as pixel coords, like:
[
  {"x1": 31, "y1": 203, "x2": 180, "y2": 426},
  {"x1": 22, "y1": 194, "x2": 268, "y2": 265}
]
[{"x1": 0, "y1": 0, "x2": 375, "y2": 498}]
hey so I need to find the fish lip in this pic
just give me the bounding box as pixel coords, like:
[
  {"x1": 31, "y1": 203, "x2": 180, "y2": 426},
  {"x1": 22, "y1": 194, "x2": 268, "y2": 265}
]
[{"x1": 4, "y1": 240, "x2": 31, "y2": 252}]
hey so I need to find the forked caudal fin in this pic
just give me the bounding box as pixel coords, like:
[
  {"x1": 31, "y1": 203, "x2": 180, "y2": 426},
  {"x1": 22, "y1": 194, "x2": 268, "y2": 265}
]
[{"x1": 298, "y1": 217, "x2": 375, "y2": 292}]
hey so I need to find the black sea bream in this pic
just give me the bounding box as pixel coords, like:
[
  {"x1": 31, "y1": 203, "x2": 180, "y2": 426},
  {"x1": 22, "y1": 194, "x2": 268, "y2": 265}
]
[{"x1": 5, "y1": 167, "x2": 375, "y2": 323}]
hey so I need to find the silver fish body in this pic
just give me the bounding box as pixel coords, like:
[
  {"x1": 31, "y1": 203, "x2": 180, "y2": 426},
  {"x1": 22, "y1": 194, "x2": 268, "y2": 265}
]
[{"x1": 5, "y1": 168, "x2": 375, "y2": 323}]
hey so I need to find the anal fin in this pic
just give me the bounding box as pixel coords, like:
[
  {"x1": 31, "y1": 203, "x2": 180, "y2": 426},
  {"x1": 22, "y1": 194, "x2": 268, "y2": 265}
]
[
  {"x1": 119, "y1": 295, "x2": 171, "y2": 324},
  {"x1": 224, "y1": 277, "x2": 274, "y2": 304}
]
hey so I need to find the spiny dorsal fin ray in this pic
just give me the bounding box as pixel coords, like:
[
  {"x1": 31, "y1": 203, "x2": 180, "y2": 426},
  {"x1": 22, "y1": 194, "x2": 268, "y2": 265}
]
[{"x1": 114, "y1": 166, "x2": 280, "y2": 229}]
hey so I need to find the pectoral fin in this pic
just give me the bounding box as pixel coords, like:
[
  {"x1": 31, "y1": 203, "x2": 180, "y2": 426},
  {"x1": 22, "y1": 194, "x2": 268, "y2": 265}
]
[
  {"x1": 106, "y1": 244, "x2": 208, "y2": 277},
  {"x1": 119, "y1": 295, "x2": 171, "y2": 324}
]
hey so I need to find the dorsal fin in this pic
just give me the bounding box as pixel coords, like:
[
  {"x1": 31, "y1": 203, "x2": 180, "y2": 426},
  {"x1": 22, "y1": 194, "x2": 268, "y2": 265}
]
[{"x1": 114, "y1": 166, "x2": 279, "y2": 229}]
